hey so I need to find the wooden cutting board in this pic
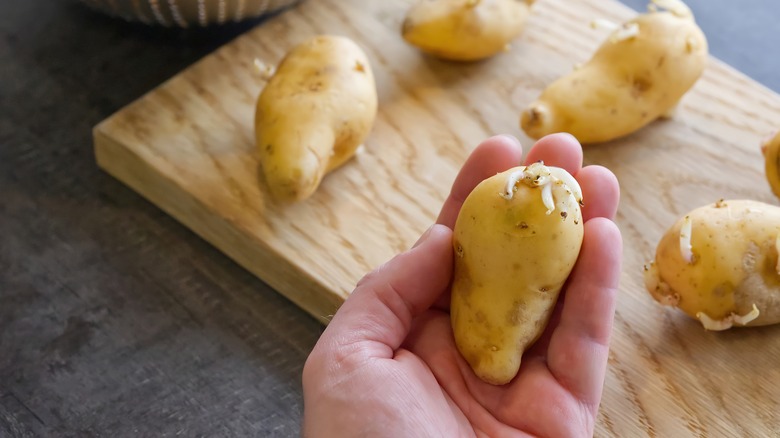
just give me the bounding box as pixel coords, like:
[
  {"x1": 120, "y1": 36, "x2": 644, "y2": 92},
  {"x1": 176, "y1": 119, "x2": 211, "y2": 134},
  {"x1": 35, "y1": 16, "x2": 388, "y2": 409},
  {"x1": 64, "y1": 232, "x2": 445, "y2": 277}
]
[{"x1": 93, "y1": 0, "x2": 780, "y2": 435}]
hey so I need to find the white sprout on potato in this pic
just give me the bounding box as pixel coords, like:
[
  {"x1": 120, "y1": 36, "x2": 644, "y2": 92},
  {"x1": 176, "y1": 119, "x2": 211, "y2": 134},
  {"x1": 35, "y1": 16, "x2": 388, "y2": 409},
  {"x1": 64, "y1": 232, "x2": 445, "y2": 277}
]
[
  {"x1": 253, "y1": 58, "x2": 276, "y2": 81},
  {"x1": 643, "y1": 262, "x2": 680, "y2": 306},
  {"x1": 679, "y1": 215, "x2": 693, "y2": 263},
  {"x1": 656, "y1": 291, "x2": 680, "y2": 306},
  {"x1": 696, "y1": 304, "x2": 760, "y2": 331},
  {"x1": 611, "y1": 23, "x2": 640, "y2": 43},
  {"x1": 501, "y1": 163, "x2": 583, "y2": 217},
  {"x1": 541, "y1": 182, "x2": 554, "y2": 213},
  {"x1": 590, "y1": 18, "x2": 640, "y2": 43},
  {"x1": 590, "y1": 18, "x2": 619, "y2": 31}
]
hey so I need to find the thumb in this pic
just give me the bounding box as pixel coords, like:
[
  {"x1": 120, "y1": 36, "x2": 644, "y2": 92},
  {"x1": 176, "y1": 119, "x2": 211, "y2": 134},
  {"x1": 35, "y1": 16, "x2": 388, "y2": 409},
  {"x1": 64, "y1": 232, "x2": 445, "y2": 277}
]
[{"x1": 320, "y1": 224, "x2": 454, "y2": 359}]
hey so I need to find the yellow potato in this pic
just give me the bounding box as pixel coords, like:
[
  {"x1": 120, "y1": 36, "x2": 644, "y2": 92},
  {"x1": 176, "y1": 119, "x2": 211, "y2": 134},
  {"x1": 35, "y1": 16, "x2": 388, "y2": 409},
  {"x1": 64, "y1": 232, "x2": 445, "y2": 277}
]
[
  {"x1": 401, "y1": 0, "x2": 535, "y2": 62},
  {"x1": 451, "y1": 163, "x2": 584, "y2": 385},
  {"x1": 644, "y1": 200, "x2": 780, "y2": 330},
  {"x1": 762, "y1": 131, "x2": 780, "y2": 199},
  {"x1": 255, "y1": 35, "x2": 377, "y2": 202},
  {"x1": 521, "y1": 0, "x2": 707, "y2": 144}
]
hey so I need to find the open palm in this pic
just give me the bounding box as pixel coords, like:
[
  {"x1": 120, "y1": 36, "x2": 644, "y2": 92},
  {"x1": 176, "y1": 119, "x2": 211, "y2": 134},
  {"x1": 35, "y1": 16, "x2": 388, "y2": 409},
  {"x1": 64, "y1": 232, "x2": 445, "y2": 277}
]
[{"x1": 303, "y1": 134, "x2": 622, "y2": 437}]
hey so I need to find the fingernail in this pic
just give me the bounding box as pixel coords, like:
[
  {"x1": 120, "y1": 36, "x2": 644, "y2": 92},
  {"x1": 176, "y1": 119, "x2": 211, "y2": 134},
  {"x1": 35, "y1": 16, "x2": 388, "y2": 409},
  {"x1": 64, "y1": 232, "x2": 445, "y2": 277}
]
[{"x1": 412, "y1": 225, "x2": 435, "y2": 249}]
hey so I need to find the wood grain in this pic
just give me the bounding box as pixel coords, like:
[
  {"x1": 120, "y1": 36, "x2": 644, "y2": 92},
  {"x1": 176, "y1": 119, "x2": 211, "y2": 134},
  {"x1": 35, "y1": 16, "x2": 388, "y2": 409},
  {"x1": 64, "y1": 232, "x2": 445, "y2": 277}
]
[{"x1": 93, "y1": 0, "x2": 780, "y2": 435}]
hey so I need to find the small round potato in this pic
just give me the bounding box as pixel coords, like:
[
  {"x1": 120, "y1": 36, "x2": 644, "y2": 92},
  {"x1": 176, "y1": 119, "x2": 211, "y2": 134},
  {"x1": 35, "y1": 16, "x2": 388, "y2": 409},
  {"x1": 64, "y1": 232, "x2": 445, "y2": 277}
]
[
  {"x1": 451, "y1": 163, "x2": 584, "y2": 385},
  {"x1": 644, "y1": 200, "x2": 780, "y2": 330}
]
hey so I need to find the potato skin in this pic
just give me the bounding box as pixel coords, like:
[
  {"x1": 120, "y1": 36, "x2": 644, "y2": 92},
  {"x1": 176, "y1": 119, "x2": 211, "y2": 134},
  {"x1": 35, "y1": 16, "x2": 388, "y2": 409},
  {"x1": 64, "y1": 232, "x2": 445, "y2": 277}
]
[
  {"x1": 451, "y1": 166, "x2": 583, "y2": 385},
  {"x1": 255, "y1": 35, "x2": 377, "y2": 202},
  {"x1": 645, "y1": 200, "x2": 780, "y2": 329},
  {"x1": 402, "y1": 0, "x2": 534, "y2": 61},
  {"x1": 762, "y1": 131, "x2": 780, "y2": 199},
  {"x1": 521, "y1": 8, "x2": 707, "y2": 143}
]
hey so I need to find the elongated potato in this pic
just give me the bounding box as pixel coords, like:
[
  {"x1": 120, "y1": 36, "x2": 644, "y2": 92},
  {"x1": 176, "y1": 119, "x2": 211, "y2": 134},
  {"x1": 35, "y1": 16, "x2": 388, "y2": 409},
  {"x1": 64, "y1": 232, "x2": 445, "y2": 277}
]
[
  {"x1": 255, "y1": 35, "x2": 377, "y2": 202},
  {"x1": 402, "y1": 0, "x2": 535, "y2": 61},
  {"x1": 521, "y1": 0, "x2": 707, "y2": 144},
  {"x1": 762, "y1": 131, "x2": 780, "y2": 199},
  {"x1": 451, "y1": 163, "x2": 584, "y2": 385},
  {"x1": 644, "y1": 200, "x2": 780, "y2": 330}
]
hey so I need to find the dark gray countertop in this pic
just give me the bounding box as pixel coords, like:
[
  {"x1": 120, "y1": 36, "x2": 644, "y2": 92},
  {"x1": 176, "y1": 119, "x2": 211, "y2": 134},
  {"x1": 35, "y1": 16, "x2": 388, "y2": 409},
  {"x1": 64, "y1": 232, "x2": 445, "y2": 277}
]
[{"x1": 1, "y1": 1, "x2": 777, "y2": 436}]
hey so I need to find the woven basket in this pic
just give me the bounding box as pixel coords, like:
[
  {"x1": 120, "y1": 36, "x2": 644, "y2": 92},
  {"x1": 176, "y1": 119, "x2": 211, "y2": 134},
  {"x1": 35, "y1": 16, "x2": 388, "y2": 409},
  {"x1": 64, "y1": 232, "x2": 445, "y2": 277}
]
[{"x1": 80, "y1": 0, "x2": 302, "y2": 27}]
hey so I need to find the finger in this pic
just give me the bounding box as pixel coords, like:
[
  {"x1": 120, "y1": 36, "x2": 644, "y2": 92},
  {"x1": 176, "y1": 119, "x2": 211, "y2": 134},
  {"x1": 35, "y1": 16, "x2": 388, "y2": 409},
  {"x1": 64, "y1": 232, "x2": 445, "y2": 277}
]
[
  {"x1": 436, "y1": 135, "x2": 523, "y2": 229},
  {"x1": 524, "y1": 133, "x2": 583, "y2": 175},
  {"x1": 524, "y1": 166, "x2": 619, "y2": 355},
  {"x1": 318, "y1": 224, "x2": 454, "y2": 359},
  {"x1": 546, "y1": 218, "x2": 622, "y2": 410},
  {"x1": 577, "y1": 165, "x2": 620, "y2": 222}
]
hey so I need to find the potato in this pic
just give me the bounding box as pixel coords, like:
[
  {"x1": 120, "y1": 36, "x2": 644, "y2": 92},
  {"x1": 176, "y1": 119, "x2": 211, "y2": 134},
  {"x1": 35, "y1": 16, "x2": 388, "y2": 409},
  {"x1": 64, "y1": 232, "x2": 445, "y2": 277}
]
[
  {"x1": 451, "y1": 162, "x2": 584, "y2": 385},
  {"x1": 762, "y1": 131, "x2": 780, "y2": 199},
  {"x1": 644, "y1": 200, "x2": 780, "y2": 330},
  {"x1": 520, "y1": 0, "x2": 707, "y2": 144},
  {"x1": 254, "y1": 35, "x2": 377, "y2": 202},
  {"x1": 401, "y1": 0, "x2": 535, "y2": 62}
]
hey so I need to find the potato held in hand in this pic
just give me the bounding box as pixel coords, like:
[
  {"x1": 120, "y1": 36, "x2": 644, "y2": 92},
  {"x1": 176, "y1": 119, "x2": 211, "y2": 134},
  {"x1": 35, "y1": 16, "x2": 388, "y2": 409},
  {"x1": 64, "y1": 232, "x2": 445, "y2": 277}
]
[
  {"x1": 402, "y1": 0, "x2": 535, "y2": 61},
  {"x1": 521, "y1": 0, "x2": 707, "y2": 143},
  {"x1": 451, "y1": 163, "x2": 584, "y2": 385},
  {"x1": 255, "y1": 35, "x2": 377, "y2": 202},
  {"x1": 644, "y1": 200, "x2": 780, "y2": 330}
]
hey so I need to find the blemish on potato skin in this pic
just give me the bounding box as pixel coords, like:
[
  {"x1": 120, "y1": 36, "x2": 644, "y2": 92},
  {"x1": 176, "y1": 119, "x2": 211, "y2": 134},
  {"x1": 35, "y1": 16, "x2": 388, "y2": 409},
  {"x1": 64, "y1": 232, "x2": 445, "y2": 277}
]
[
  {"x1": 631, "y1": 76, "x2": 652, "y2": 98},
  {"x1": 507, "y1": 300, "x2": 527, "y2": 326},
  {"x1": 453, "y1": 258, "x2": 472, "y2": 297},
  {"x1": 685, "y1": 36, "x2": 697, "y2": 53}
]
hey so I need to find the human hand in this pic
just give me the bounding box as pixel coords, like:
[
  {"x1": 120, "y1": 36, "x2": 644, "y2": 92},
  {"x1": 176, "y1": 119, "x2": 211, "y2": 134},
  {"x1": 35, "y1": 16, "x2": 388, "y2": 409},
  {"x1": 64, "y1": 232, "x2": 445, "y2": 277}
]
[{"x1": 302, "y1": 133, "x2": 622, "y2": 437}]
